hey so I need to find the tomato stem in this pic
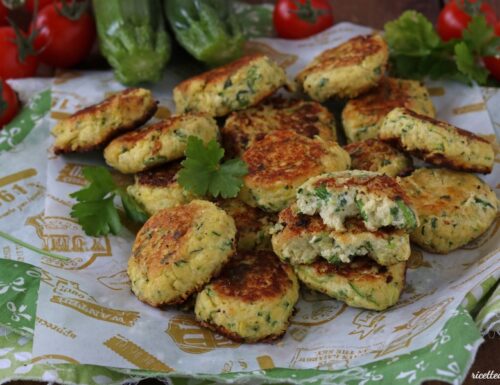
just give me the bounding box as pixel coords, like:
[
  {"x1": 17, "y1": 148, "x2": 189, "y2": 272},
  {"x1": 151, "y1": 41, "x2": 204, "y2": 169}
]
[
  {"x1": 56, "y1": 0, "x2": 89, "y2": 21},
  {"x1": 7, "y1": 17, "x2": 38, "y2": 63},
  {"x1": 291, "y1": 0, "x2": 329, "y2": 24}
]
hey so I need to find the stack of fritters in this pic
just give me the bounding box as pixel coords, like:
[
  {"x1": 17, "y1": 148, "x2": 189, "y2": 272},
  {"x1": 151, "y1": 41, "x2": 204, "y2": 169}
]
[{"x1": 272, "y1": 170, "x2": 419, "y2": 311}]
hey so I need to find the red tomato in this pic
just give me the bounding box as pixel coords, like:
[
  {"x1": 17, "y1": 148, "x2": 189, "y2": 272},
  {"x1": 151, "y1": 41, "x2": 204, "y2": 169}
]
[
  {"x1": 33, "y1": 2, "x2": 96, "y2": 68},
  {"x1": 25, "y1": 0, "x2": 54, "y2": 13},
  {"x1": 437, "y1": 0, "x2": 497, "y2": 41},
  {"x1": 0, "y1": 3, "x2": 8, "y2": 26},
  {"x1": 0, "y1": 26, "x2": 38, "y2": 78},
  {"x1": 0, "y1": 80, "x2": 19, "y2": 128},
  {"x1": 483, "y1": 22, "x2": 500, "y2": 81},
  {"x1": 274, "y1": 0, "x2": 334, "y2": 39}
]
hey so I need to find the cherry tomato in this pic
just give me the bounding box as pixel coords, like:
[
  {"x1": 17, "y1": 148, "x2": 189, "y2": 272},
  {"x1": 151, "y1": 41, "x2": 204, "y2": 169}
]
[
  {"x1": 33, "y1": 1, "x2": 96, "y2": 68},
  {"x1": 25, "y1": 0, "x2": 54, "y2": 13},
  {"x1": 483, "y1": 22, "x2": 500, "y2": 81},
  {"x1": 274, "y1": 0, "x2": 334, "y2": 39},
  {"x1": 437, "y1": 0, "x2": 497, "y2": 41},
  {"x1": 0, "y1": 26, "x2": 38, "y2": 78},
  {"x1": 0, "y1": 3, "x2": 8, "y2": 26},
  {"x1": 0, "y1": 80, "x2": 19, "y2": 128}
]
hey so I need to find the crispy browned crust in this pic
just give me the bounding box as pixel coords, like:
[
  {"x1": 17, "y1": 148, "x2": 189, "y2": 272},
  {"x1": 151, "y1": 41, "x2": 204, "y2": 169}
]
[
  {"x1": 307, "y1": 257, "x2": 391, "y2": 282},
  {"x1": 278, "y1": 206, "x2": 394, "y2": 239},
  {"x1": 135, "y1": 162, "x2": 182, "y2": 188},
  {"x1": 297, "y1": 35, "x2": 387, "y2": 81},
  {"x1": 344, "y1": 138, "x2": 413, "y2": 176},
  {"x1": 314, "y1": 173, "x2": 410, "y2": 202},
  {"x1": 222, "y1": 97, "x2": 334, "y2": 157},
  {"x1": 216, "y1": 199, "x2": 274, "y2": 233},
  {"x1": 132, "y1": 205, "x2": 199, "y2": 276},
  {"x1": 383, "y1": 137, "x2": 492, "y2": 174},
  {"x1": 243, "y1": 129, "x2": 328, "y2": 186},
  {"x1": 210, "y1": 251, "x2": 294, "y2": 302},
  {"x1": 53, "y1": 89, "x2": 158, "y2": 154},
  {"x1": 197, "y1": 319, "x2": 287, "y2": 343},
  {"x1": 175, "y1": 54, "x2": 266, "y2": 93}
]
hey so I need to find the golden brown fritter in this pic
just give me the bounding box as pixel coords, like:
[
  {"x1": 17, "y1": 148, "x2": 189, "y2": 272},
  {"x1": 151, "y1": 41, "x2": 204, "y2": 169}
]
[
  {"x1": 342, "y1": 77, "x2": 435, "y2": 142},
  {"x1": 52, "y1": 88, "x2": 157, "y2": 154},
  {"x1": 239, "y1": 129, "x2": 350, "y2": 212},
  {"x1": 344, "y1": 138, "x2": 413, "y2": 177},
  {"x1": 221, "y1": 98, "x2": 336, "y2": 157},
  {"x1": 195, "y1": 250, "x2": 299, "y2": 342},
  {"x1": 296, "y1": 34, "x2": 388, "y2": 100},
  {"x1": 128, "y1": 200, "x2": 236, "y2": 307},
  {"x1": 379, "y1": 107, "x2": 494, "y2": 174}
]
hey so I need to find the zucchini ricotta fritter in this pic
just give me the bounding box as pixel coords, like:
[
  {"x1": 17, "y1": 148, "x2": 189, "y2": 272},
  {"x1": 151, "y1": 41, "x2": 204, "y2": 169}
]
[
  {"x1": 217, "y1": 198, "x2": 275, "y2": 251},
  {"x1": 104, "y1": 113, "x2": 218, "y2": 174},
  {"x1": 195, "y1": 250, "x2": 299, "y2": 342},
  {"x1": 127, "y1": 162, "x2": 197, "y2": 216},
  {"x1": 379, "y1": 107, "x2": 494, "y2": 174},
  {"x1": 272, "y1": 205, "x2": 410, "y2": 266},
  {"x1": 173, "y1": 54, "x2": 287, "y2": 117},
  {"x1": 52, "y1": 88, "x2": 157, "y2": 154},
  {"x1": 127, "y1": 200, "x2": 236, "y2": 307},
  {"x1": 221, "y1": 98, "x2": 337, "y2": 157},
  {"x1": 344, "y1": 138, "x2": 413, "y2": 177},
  {"x1": 399, "y1": 168, "x2": 498, "y2": 254},
  {"x1": 239, "y1": 129, "x2": 351, "y2": 212},
  {"x1": 342, "y1": 77, "x2": 435, "y2": 142},
  {"x1": 296, "y1": 34, "x2": 388, "y2": 101},
  {"x1": 296, "y1": 170, "x2": 419, "y2": 232},
  {"x1": 295, "y1": 258, "x2": 406, "y2": 311}
]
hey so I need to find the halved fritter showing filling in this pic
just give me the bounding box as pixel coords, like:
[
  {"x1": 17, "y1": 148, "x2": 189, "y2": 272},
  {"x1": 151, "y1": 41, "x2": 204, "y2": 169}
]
[
  {"x1": 379, "y1": 107, "x2": 494, "y2": 174},
  {"x1": 239, "y1": 129, "x2": 351, "y2": 212},
  {"x1": 127, "y1": 200, "x2": 236, "y2": 307},
  {"x1": 221, "y1": 97, "x2": 337, "y2": 157},
  {"x1": 173, "y1": 54, "x2": 287, "y2": 117},
  {"x1": 344, "y1": 138, "x2": 413, "y2": 177},
  {"x1": 399, "y1": 168, "x2": 498, "y2": 253},
  {"x1": 296, "y1": 34, "x2": 388, "y2": 101},
  {"x1": 127, "y1": 162, "x2": 198, "y2": 216},
  {"x1": 272, "y1": 205, "x2": 410, "y2": 266},
  {"x1": 294, "y1": 258, "x2": 406, "y2": 311},
  {"x1": 296, "y1": 170, "x2": 419, "y2": 232},
  {"x1": 195, "y1": 250, "x2": 299, "y2": 342},
  {"x1": 52, "y1": 88, "x2": 157, "y2": 154},
  {"x1": 342, "y1": 77, "x2": 435, "y2": 142},
  {"x1": 216, "y1": 198, "x2": 275, "y2": 251},
  {"x1": 104, "y1": 113, "x2": 218, "y2": 174}
]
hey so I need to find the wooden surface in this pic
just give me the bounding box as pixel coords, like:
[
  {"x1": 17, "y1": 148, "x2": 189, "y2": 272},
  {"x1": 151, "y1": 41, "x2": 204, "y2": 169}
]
[{"x1": 4, "y1": 1, "x2": 500, "y2": 385}]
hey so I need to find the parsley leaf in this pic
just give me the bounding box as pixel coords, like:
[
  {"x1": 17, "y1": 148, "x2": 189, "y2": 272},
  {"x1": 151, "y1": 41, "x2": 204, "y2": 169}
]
[
  {"x1": 178, "y1": 136, "x2": 248, "y2": 199},
  {"x1": 70, "y1": 166, "x2": 148, "y2": 236},
  {"x1": 462, "y1": 16, "x2": 500, "y2": 56},
  {"x1": 455, "y1": 41, "x2": 489, "y2": 84}
]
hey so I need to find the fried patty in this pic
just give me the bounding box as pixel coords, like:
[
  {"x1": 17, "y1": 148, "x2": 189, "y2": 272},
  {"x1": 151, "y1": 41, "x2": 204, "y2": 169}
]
[
  {"x1": 342, "y1": 77, "x2": 435, "y2": 142},
  {"x1": 296, "y1": 34, "x2": 388, "y2": 101},
  {"x1": 296, "y1": 170, "x2": 419, "y2": 232},
  {"x1": 127, "y1": 162, "x2": 197, "y2": 216},
  {"x1": 239, "y1": 129, "x2": 351, "y2": 212},
  {"x1": 173, "y1": 54, "x2": 287, "y2": 117},
  {"x1": 104, "y1": 113, "x2": 218, "y2": 174},
  {"x1": 221, "y1": 98, "x2": 337, "y2": 157},
  {"x1": 399, "y1": 168, "x2": 498, "y2": 253},
  {"x1": 344, "y1": 138, "x2": 413, "y2": 177},
  {"x1": 217, "y1": 198, "x2": 275, "y2": 251},
  {"x1": 127, "y1": 200, "x2": 236, "y2": 307},
  {"x1": 195, "y1": 250, "x2": 299, "y2": 342},
  {"x1": 379, "y1": 107, "x2": 494, "y2": 174},
  {"x1": 272, "y1": 205, "x2": 410, "y2": 266},
  {"x1": 295, "y1": 258, "x2": 406, "y2": 311},
  {"x1": 52, "y1": 88, "x2": 157, "y2": 154}
]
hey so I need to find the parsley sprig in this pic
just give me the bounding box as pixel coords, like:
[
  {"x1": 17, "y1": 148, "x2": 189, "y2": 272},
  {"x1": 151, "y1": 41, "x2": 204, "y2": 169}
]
[
  {"x1": 178, "y1": 136, "x2": 248, "y2": 198},
  {"x1": 384, "y1": 11, "x2": 500, "y2": 85},
  {"x1": 70, "y1": 166, "x2": 148, "y2": 236}
]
